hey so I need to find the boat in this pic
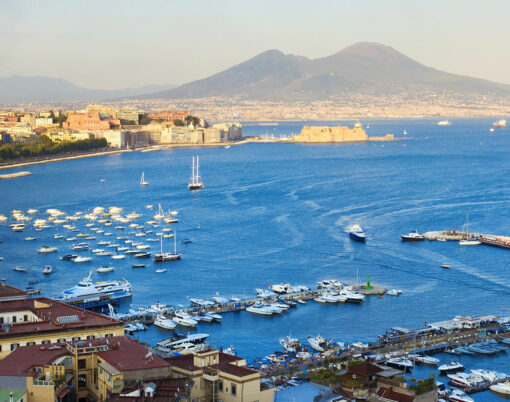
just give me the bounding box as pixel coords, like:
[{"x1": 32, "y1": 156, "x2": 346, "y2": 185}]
[
  {"x1": 437, "y1": 120, "x2": 452, "y2": 126},
  {"x1": 73, "y1": 256, "x2": 92, "y2": 263},
  {"x1": 307, "y1": 335, "x2": 327, "y2": 352},
  {"x1": 132, "y1": 264, "x2": 145, "y2": 268},
  {"x1": 56, "y1": 270, "x2": 132, "y2": 308},
  {"x1": 208, "y1": 313, "x2": 222, "y2": 321},
  {"x1": 111, "y1": 254, "x2": 125, "y2": 260},
  {"x1": 11, "y1": 224, "x2": 25, "y2": 232},
  {"x1": 280, "y1": 335, "x2": 301, "y2": 352},
  {"x1": 173, "y1": 312, "x2": 198, "y2": 327},
  {"x1": 448, "y1": 389, "x2": 474, "y2": 402},
  {"x1": 13, "y1": 266, "x2": 27, "y2": 273},
  {"x1": 155, "y1": 333, "x2": 209, "y2": 354},
  {"x1": 387, "y1": 289, "x2": 402, "y2": 296},
  {"x1": 438, "y1": 361, "x2": 464, "y2": 374},
  {"x1": 403, "y1": 130, "x2": 408, "y2": 135},
  {"x1": 188, "y1": 156, "x2": 204, "y2": 190},
  {"x1": 414, "y1": 355, "x2": 439, "y2": 365},
  {"x1": 493, "y1": 119, "x2": 507, "y2": 128},
  {"x1": 60, "y1": 254, "x2": 78, "y2": 261},
  {"x1": 134, "y1": 252, "x2": 151, "y2": 258},
  {"x1": 97, "y1": 251, "x2": 112, "y2": 256},
  {"x1": 470, "y1": 369, "x2": 507, "y2": 382},
  {"x1": 37, "y1": 245, "x2": 57, "y2": 254},
  {"x1": 272, "y1": 283, "x2": 291, "y2": 293},
  {"x1": 140, "y1": 172, "x2": 149, "y2": 186},
  {"x1": 441, "y1": 263, "x2": 451, "y2": 269},
  {"x1": 154, "y1": 233, "x2": 182, "y2": 262},
  {"x1": 97, "y1": 266, "x2": 114, "y2": 273},
  {"x1": 42, "y1": 265, "x2": 53, "y2": 275},
  {"x1": 246, "y1": 304, "x2": 273, "y2": 316},
  {"x1": 459, "y1": 214, "x2": 481, "y2": 246},
  {"x1": 314, "y1": 296, "x2": 328, "y2": 303},
  {"x1": 400, "y1": 231, "x2": 425, "y2": 242},
  {"x1": 224, "y1": 145, "x2": 231, "y2": 149},
  {"x1": 490, "y1": 381, "x2": 510, "y2": 396},
  {"x1": 154, "y1": 315, "x2": 176, "y2": 330},
  {"x1": 339, "y1": 289, "x2": 365, "y2": 303},
  {"x1": 156, "y1": 268, "x2": 166, "y2": 273},
  {"x1": 447, "y1": 372, "x2": 483, "y2": 388},
  {"x1": 386, "y1": 356, "x2": 413, "y2": 371},
  {"x1": 297, "y1": 299, "x2": 306, "y2": 305},
  {"x1": 348, "y1": 224, "x2": 366, "y2": 242},
  {"x1": 24, "y1": 237, "x2": 36, "y2": 241}
]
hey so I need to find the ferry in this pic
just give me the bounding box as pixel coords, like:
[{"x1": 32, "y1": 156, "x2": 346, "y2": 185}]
[{"x1": 56, "y1": 270, "x2": 132, "y2": 308}]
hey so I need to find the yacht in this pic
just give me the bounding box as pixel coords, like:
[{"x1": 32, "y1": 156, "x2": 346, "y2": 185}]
[
  {"x1": 140, "y1": 172, "x2": 149, "y2": 186},
  {"x1": 246, "y1": 304, "x2": 273, "y2": 316},
  {"x1": 13, "y1": 266, "x2": 27, "y2": 273},
  {"x1": 414, "y1": 355, "x2": 439, "y2": 365},
  {"x1": 493, "y1": 119, "x2": 507, "y2": 128},
  {"x1": 60, "y1": 254, "x2": 78, "y2": 261},
  {"x1": 111, "y1": 254, "x2": 125, "y2": 260},
  {"x1": 348, "y1": 224, "x2": 366, "y2": 242},
  {"x1": 56, "y1": 270, "x2": 132, "y2": 308},
  {"x1": 37, "y1": 245, "x2": 57, "y2": 254},
  {"x1": 387, "y1": 289, "x2": 403, "y2": 296},
  {"x1": 438, "y1": 361, "x2": 464, "y2": 374},
  {"x1": 272, "y1": 283, "x2": 291, "y2": 293},
  {"x1": 280, "y1": 335, "x2": 301, "y2": 352},
  {"x1": 470, "y1": 369, "x2": 507, "y2": 382},
  {"x1": 73, "y1": 256, "x2": 92, "y2": 263},
  {"x1": 339, "y1": 289, "x2": 365, "y2": 303},
  {"x1": 134, "y1": 252, "x2": 151, "y2": 258},
  {"x1": 437, "y1": 120, "x2": 452, "y2": 126},
  {"x1": 386, "y1": 356, "x2": 413, "y2": 371},
  {"x1": 448, "y1": 389, "x2": 474, "y2": 402},
  {"x1": 173, "y1": 312, "x2": 198, "y2": 327},
  {"x1": 155, "y1": 333, "x2": 209, "y2": 354},
  {"x1": 446, "y1": 373, "x2": 482, "y2": 388},
  {"x1": 156, "y1": 268, "x2": 167, "y2": 273},
  {"x1": 154, "y1": 315, "x2": 176, "y2": 330},
  {"x1": 255, "y1": 288, "x2": 277, "y2": 298},
  {"x1": 441, "y1": 263, "x2": 451, "y2": 269},
  {"x1": 154, "y1": 233, "x2": 182, "y2": 262},
  {"x1": 24, "y1": 237, "x2": 36, "y2": 241},
  {"x1": 400, "y1": 231, "x2": 425, "y2": 242},
  {"x1": 154, "y1": 204, "x2": 165, "y2": 220},
  {"x1": 188, "y1": 156, "x2": 204, "y2": 190},
  {"x1": 43, "y1": 265, "x2": 53, "y2": 275},
  {"x1": 97, "y1": 266, "x2": 114, "y2": 273},
  {"x1": 490, "y1": 381, "x2": 510, "y2": 396},
  {"x1": 307, "y1": 335, "x2": 327, "y2": 352},
  {"x1": 459, "y1": 214, "x2": 481, "y2": 246}
]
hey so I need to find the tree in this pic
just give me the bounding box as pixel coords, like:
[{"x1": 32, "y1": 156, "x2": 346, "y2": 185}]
[{"x1": 173, "y1": 119, "x2": 185, "y2": 126}]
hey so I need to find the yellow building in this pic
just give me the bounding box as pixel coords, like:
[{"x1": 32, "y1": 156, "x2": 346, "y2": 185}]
[
  {"x1": 167, "y1": 349, "x2": 275, "y2": 402},
  {"x1": 0, "y1": 296, "x2": 124, "y2": 360}
]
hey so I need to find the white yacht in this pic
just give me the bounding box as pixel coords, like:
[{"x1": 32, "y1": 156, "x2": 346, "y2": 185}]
[
  {"x1": 386, "y1": 356, "x2": 413, "y2": 371},
  {"x1": 490, "y1": 381, "x2": 510, "y2": 396},
  {"x1": 173, "y1": 312, "x2": 198, "y2": 327},
  {"x1": 493, "y1": 119, "x2": 507, "y2": 128},
  {"x1": 154, "y1": 233, "x2": 181, "y2": 262},
  {"x1": 339, "y1": 289, "x2": 365, "y2": 303},
  {"x1": 73, "y1": 256, "x2": 92, "y2": 263},
  {"x1": 280, "y1": 335, "x2": 301, "y2": 352},
  {"x1": 449, "y1": 389, "x2": 474, "y2": 402},
  {"x1": 437, "y1": 120, "x2": 452, "y2": 126},
  {"x1": 348, "y1": 224, "x2": 366, "y2": 242},
  {"x1": 272, "y1": 283, "x2": 291, "y2": 293},
  {"x1": 154, "y1": 315, "x2": 176, "y2": 330},
  {"x1": 447, "y1": 372, "x2": 484, "y2": 388},
  {"x1": 255, "y1": 288, "x2": 277, "y2": 298},
  {"x1": 470, "y1": 369, "x2": 507, "y2": 382},
  {"x1": 37, "y1": 245, "x2": 57, "y2": 254},
  {"x1": 438, "y1": 361, "x2": 464, "y2": 374},
  {"x1": 459, "y1": 214, "x2": 481, "y2": 246},
  {"x1": 307, "y1": 335, "x2": 327, "y2": 352},
  {"x1": 155, "y1": 333, "x2": 209, "y2": 354},
  {"x1": 56, "y1": 270, "x2": 132, "y2": 308},
  {"x1": 97, "y1": 266, "x2": 114, "y2": 273},
  {"x1": 43, "y1": 265, "x2": 53, "y2": 275},
  {"x1": 414, "y1": 355, "x2": 439, "y2": 365},
  {"x1": 246, "y1": 304, "x2": 273, "y2": 316}
]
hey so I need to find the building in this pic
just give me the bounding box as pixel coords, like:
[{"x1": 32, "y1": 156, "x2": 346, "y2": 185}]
[
  {"x1": 166, "y1": 349, "x2": 275, "y2": 402},
  {"x1": 294, "y1": 123, "x2": 368, "y2": 143},
  {"x1": 19, "y1": 114, "x2": 36, "y2": 127},
  {"x1": 0, "y1": 283, "x2": 27, "y2": 302},
  {"x1": 34, "y1": 117, "x2": 55, "y2": 127},
  {"x1": 211, "y1": 123, "x2": 243, "y2": 141},
  {"x1": 116, "y1": 109, "x2": 144, "y2": 125},
  {"x1": 63, "y1": 111, "x2": 120, "y2": 131},
  {"x1": 93, "y1": 130, "x2": 127, "y2": 148},
  {"x1": 147, "y1": 111, "x2": 189, "y2": 122},
  {"x1": 47, "y1": 132, "x2": 94, "y2": 143},
  {"x1": 0, "y1": 296, "x2": 124, "y2": 359}
]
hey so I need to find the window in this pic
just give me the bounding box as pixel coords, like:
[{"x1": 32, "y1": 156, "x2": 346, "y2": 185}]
[
  {"x1": 231, "y1": 384, "x2": 236, "y2": 396},
  {"x1": 57, "y1": 339, "x2": 66, "y2": 344},
  {"x1": 78, "y1": 359, "x2": 86, "y2": 370},
  {"x1": 218, "y1": 381, "x2": 223, "y2": 391},
  {"x1": 27, "y1": 342, "x2": 35, "y2": 346},
  {"x1": 12, "y1": 316, "x2": 16, "y2": 323},
  {"x1": 78, "y1": 375, "x2": 87, "y2": 389},
  {"x1": 23, "y1": 315, "x2": 28, "y2": 322},
  {"x1": 11, "y1": 343, "x2": 19, "y2": 351},
  {"x1": 41, "y1": 340, "x2": 50, "y2": 344},
  {"x1": 87, "y1": 335, "x2": 95, "y2": 340},
  {"x1": 99, "y1": 367, "x2": 103, "y2": 374},
  {"x1": 72, "y1": 337, "x2": 80, "y2": 341},
  {"x1": 0, "y1": 317, "x2": 4, "y2": 324},
  {"x1": 105, "y1": 333, "x2": 113, "y2": 338},
  {"x1": 108, "y1": 374, "x2": 111, "y2": 383}
]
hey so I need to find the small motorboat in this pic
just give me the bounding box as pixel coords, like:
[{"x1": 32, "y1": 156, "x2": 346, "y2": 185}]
[
  {"x1": 97, "y1": 266, "x2": 114, "y2": 273},
  {"x1": 181, "y1": 238, "x2": 192, "y2": 244},
  {"x1": 37, "y1": 245, "x2": 57, "y2": 254},
  {"x1": 60, "y1": 254, "x2": 78, "y2": 261},
  {"x1": 441, "y1": 263, "x2": 451, "y2": 269},
  {"x1": 400, "y1": 231, "x2": 425, "y2": 242},
  {"x1": 13, "y1": 266, "x2": 27, "y2": 273},
  {"x1": 111, "y1": 254, "x2": 125, "y2": 260},
  {"x1": 132, "y1": 264, "x2": 145, "y2": 268},
  {"x1": 156, "y1": 268, "x2": 166, "y2": 273},
  {"x1": 73, "y1": 256, "x2": 92, "y2": 263},
  {"x1": 348, "y1": 224, "x2": 366, "y2": 242},
  {"x1": 24, "y1": 237, "x2": 36, "y2": 241},
  {"x1": 43, "y1": 265, "x2": 53, "y2": 275}
]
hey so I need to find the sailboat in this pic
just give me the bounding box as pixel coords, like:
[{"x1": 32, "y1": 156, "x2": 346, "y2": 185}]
[
  {"x1": 154, "y1": 203, "x2": 165, "y2": 220},
  {"x1": 403, "y1": 130, "x2": 408, "y2": 135},
  {"x1": 188, "y1": 156, "x2": 204, "y2": 190},
  {"x1": 154, "y1": 232, "x2": 182, "y2": 262},
  {"x1": 459, "y1": 214, "x2": 481, "y2": 246},
  {"x1": 140, "y1": 172, "x2": 149, "y2": 186}
]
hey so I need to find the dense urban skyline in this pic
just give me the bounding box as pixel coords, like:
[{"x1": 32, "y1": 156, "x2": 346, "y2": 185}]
[{"x1": 2, "y1": 0, "x2": 510, "y2": 89}]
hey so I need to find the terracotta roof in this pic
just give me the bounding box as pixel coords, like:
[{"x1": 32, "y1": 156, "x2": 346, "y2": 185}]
[
  {"x1": 377, "y1": 386, "x2": 414, "y2": 402},
  {"x1": 349, "y1": 361, "x2": 383, "y2": 377},
  {"x1": 0, "y1": 283, "x2": 27, "y2": 299},
  {"x1": 97, "y1": 336, "x2": 170, "y2": 372},
  {"x1": 210, "y1": 363, "x2": 259, "y2": 378},
  {"x1": 219, "y1": 352, "x2": 243, "y2": 363},
  {"x1": 165, "y1": 354, "x2": 200, "y2": 372},
  {"x1": 0, "y1": 343, "x2": 70, "y2": 377},
  {"x1": 0, "y1": 297, "x2": 122, "y2": 339}
]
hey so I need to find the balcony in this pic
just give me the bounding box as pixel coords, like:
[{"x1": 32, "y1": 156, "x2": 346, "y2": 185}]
[
  {"x1": 203, "y1": 371, "x2": 218, "y2": 382},
  {"x1": 34, "y1": 379, "x2": 54, "y2": 386}
]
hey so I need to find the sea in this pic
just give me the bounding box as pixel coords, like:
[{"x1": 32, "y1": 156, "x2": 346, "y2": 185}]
[{"x1": 0, "y1": 118, "x2": 509, "y2": 400}]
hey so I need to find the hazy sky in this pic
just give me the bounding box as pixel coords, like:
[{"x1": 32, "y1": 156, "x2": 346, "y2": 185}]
[{"x1": 2, "y1": 0, "x2": 509, "y2": 89}]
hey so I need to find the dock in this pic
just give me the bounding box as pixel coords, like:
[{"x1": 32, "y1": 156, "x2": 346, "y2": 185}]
[{"x1": 425, "y1": 230, "x2": 510, "y2": 250}]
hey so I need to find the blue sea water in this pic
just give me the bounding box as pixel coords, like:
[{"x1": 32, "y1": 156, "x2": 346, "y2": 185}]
[{"x1": 0, "y1": 118, "x2": 509, "y2": 400}]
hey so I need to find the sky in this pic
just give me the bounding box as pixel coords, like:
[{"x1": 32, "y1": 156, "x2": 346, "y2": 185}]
[{"x1": 1, "y1": 0, "x2": 509, "y2": 89}]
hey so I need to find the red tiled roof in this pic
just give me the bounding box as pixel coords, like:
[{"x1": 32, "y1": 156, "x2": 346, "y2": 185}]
[
  {"x1": 377, "y1": 386, "x2": 414, "y2": 402},
  {"x1": 218, "y1": 352, "x2": 243, "y2": 363},
  {"x1": 97, "y1": 337, "x2": 169, "y2": 372},
  {"x1": 109, "y1": 378, "x2": 190, "y2": 401},
  {"x1": 0, "y1": 297, "x2": 122, "y2": 339},
  {"x1": 349, "y1": 361, "x2": 383, "y2": 377},
  {"x1": 0, "y1": 343, "x2": 70, "y2": 377},
  {"x1": 210, "y1": 363, "x2": 258, "y2": 378},
  {"x1": 165, "y1": 354, "x2": 200, "y2": 372},
  {"x1": 0, "y1": 283, "x2": 27, "y2": 299}
]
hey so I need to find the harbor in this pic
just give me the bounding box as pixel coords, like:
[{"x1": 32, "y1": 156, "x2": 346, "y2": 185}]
[{"x1": 425, "y1": 230, "x2": 510, "y2": 250}]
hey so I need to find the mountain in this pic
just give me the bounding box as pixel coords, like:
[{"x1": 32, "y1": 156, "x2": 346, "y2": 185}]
[
  {"x1": 0, "y1": 76, "x2": 175, "y2": 104},
  {"x1": 142, "y1": 42, "x2": 510, "y2": 100}
]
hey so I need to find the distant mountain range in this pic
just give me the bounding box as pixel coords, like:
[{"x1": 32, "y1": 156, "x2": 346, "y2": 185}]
[
  {"x1": 0, "y1": 76, "x2": 175, "y2": 104},
  {"x1": 142, "y1": 42, "x2": 510, "y2": 100}
]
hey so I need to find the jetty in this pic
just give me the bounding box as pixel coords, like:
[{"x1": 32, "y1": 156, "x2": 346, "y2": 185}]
[
  {"x1": 425, "y1": 230, "x2": 510, "y2": 250},
  {"x1": 0, "y1": 171, "x2": 31, "y2": 179}
]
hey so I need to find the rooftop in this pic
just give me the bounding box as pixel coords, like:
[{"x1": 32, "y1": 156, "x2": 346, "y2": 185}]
[
  {"x1": 0, "y1": 283, "x2": 27, "y2": 301},
  {"x1": 348, "y1": 361, "x2": 383, "y2": 377},
  {"x1": 109, "y1": 378, "x2": 190, "y2": 402},
  {"x1": 210, "y1": 362, "x2": 259, "y2": 378},
  {"x1": 0, "y1": 343, "x2": 70, "y2": 377},
  {"x1": 0, "y1": 297, "x2": 122, "y2": 339}
]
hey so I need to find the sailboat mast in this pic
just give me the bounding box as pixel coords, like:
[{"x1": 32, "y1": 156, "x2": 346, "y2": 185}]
[
  {"x1": 197, "y1": 156, "x2": 200, "y2": 181},
  {"x1": 191, "y1": 157, "x2": 195, "y2": 185},
  {"x1": 174, "y1": 230, "x2": 177, "y2": 254},
  {"x1": 160, "y1": 235, "x2": 163, "y2": 253}
]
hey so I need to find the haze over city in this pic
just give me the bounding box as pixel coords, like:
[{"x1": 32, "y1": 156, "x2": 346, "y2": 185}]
[{"x1": 2, "y1": 0, "x2": 510, "y2": 89}]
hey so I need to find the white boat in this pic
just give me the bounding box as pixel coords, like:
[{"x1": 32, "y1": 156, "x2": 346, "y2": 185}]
[
  {"x1": 403, "y1": 129, "x2": 408, "y2": 135},
  {"x1": 13, "y1": 266, "x2": 27, "y2": 273},
  {"x1": 314, "y1": 296, "x2": 328, "y2": 303},
  {"x1": 438, "y1": 361, "x2": 464, "y2": 374},
  {"x1": 470, "y1": 369, "x2": 507, "y2": 382},
  {"x1": 449, "y1": 389, "x2": 474, "y2": 402},
  {"x1": 56, "y1": 270, "x2": 131, "y2": 307},
  {"x1": 188, "y1": 156, "x2": 204, "y2": 190},
  {"x1": 24, "y1": 237, "x2": 36, "y2": 241},
  {"x1": 140, "y1": 172, "x2": 149, "y2": 186},
  {"x1": 386, "y1": 356, "x2": 413, "y2": 371},
  {"x1": 73, "y1": 256, "x2": 92, "y2": 263},
  {"x1": 459, "y1": 214, "x2": 481, "y2": 246},
  {"x1": 208, "y1": 313, "x2": 222, "y2": 321},
  {"x1": 173, "y1": 312, "x2": 198, "y2": 327},
  {"x1": 154, "y1": 232, "x2": 181, "y2": 262},
  {"x1": 97, "y1": 266, "x2": 114, "y2": 273},
  {"x1": 11, "y1": 224, "x2": 26, "y2": 232},
  {"x1": 387, "y1": 289, "x2": 403, "y2": 296},
  {"x1": 0, "y1": 214, "x2": 8, "y2": 222},
  {"x1": 280, "y1": 335, "x2": 301, "y2": 352},
  {"x1": 490, "y1": 381, "x2": 510, "y2": 396},
  {"x1": 156, "y1": 268, "x2": 166, "y2": 273},
  {"x1": 255, "y1": 288, "x2": 276, "y2": 298},
  {"x1": 154, "y1": 203, "x2": 165, "y2": 220},
  {"x1": 154, "y1": 315, "x2": 176, "y2": 330},
  {"x1": 272, "y1": 283, "x2": 291, "y2": 293},
  {"x1": 43, "y1": 265, "x2": 53, "y2": 275},
  {"x1": 339, "y1": 289, "x2": 365, "y2": 303},
  {"x1": 307, "y1": 334, "x2": 327, "y2": 352},
  {"x1": 414, "y1": 355, "x2": 439, "y2": 365},
  {"x1": 493, "y1": 119, "x2": 507, "y2": 128},
  {"x1": 348, "y1": 224, "x2": 366, "y2": 242},
  {"x1": 246, "y1": 304, "x2": 273, "y2": 316},
  {"x1": 155, "y1": 333, "x2": 209, "y2": 354},
  {"x1": 111, "y1": 254, "x2": 125, "y2": 260},
  {"x1": 489, "y1": 127, "x2": 495, "y2": 133},
  {"x1": 437, "y1": 120, "x2": 452, "y2": 126},
  {"x1": 37, "y1": 245, "x2": 57, "y2": 254},
  {"x1": 96, "y1": 251, "x2": 112, "y2": 256}
]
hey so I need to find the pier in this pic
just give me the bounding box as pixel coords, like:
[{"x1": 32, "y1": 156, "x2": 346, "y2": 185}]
[{"x1": 425, "y1": 230, "x2": 510, "y2": 250}]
